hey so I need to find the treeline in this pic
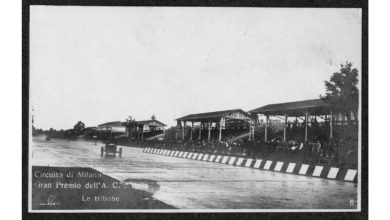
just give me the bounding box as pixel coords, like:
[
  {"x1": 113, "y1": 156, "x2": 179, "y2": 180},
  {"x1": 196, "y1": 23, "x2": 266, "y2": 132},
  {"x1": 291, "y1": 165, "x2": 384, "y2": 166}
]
[{"x1": 32, "y1": 127, "x2": 66, "y2": 138}]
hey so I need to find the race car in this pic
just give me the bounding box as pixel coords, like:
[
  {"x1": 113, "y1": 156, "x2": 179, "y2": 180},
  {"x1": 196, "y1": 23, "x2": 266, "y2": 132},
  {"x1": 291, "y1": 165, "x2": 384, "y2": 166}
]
[{"x1": 101, "y1": 143, "x2": 122, "y2": 157}]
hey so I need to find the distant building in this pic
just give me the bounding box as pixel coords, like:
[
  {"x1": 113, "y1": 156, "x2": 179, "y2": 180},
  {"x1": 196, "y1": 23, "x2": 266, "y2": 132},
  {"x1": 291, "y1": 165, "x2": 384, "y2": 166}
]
[
  {"x1": 97, "y1": 119, "x2": 167, "y2": 140},
  {"x1": 132, "y1": 119, "x2": 167, "y2": 140},
  {"x1": 135, "y1": 120, "x2": 167, "y2": 132}
]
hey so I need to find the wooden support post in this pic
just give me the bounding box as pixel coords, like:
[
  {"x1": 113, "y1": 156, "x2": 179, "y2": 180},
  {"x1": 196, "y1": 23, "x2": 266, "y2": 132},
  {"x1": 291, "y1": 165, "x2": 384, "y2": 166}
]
[
  {"x1": 330, "y1": 111, "x2": 333, "y2": 141},
  {"x1": 175, "y1": 121, "x2": 179, "y2": 140},
  {"x1": 248, "y1": 124, "x2": 251, "y2": 141},
  {"x1": 190, "y1": 122, "x2": 194, "y2": 141},
  {"x1": 141, "y1": 125, "x2": 144, "y2": 141},
  {"x1": 252, "y1": 123, "x2": 255, "y2": 141},
  {"x1": 218, "y1": 118, "x2": 223, "y2": 142},
  {"x1": 250, "y1": 117, "x2": 257, "y2": 141},
  {"x1": 198, "y1": 122, "x2": 202, "y2": 140},
  {"x1": 208, "y1": 122, "x2": 211, "y2": 141},
  {"x1": 264, "y1": 115, "x2": 269, "y2": 142},
  {"x1": 304, "y1": 112, "x2": 309, "y2": 141},
  {"x1": 182, "y1": 121, "x2": 185, "y2": 141},
  {"x1": 283, "y1": 114, "x2": 287, "y2": 142}
]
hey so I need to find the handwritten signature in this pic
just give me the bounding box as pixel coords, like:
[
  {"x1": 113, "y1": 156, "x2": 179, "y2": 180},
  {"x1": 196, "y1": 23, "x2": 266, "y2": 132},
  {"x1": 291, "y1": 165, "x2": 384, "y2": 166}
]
[{"x1": 39, "y1": 194, "x2": 61, "y2": 207}]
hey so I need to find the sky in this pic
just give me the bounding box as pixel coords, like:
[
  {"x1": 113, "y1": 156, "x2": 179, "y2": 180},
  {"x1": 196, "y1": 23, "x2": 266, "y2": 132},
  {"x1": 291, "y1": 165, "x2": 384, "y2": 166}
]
[{"x1": 30, "y1": 6, "x2": 362, "y2": 130}]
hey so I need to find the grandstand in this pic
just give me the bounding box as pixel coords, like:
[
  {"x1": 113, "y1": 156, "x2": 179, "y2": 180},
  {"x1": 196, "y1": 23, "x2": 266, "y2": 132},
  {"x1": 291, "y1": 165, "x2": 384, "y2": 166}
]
[
  {"x1": 176, "y1": 109, "x2": 254, "y2": 142},
  {"x1": 249, "y1": 98, "x2": 358, "y2": 142},
  {"x1": 250, "y1": 99, "x2": 331, "y2": 142}
]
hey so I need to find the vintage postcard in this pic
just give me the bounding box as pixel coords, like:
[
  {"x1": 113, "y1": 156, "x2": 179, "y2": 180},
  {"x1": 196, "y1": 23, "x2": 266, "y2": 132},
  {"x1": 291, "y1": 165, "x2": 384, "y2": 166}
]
[{"x1": 23, "y1": 0, "x2": 368, "y2": 218}]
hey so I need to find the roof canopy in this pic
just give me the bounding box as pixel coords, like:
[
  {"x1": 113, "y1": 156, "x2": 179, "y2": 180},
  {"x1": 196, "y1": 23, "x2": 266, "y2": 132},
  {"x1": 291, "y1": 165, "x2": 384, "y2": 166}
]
[
  {"x1": 83, "y1": 126, "x2": 98, "y2": 130},
  {"x1": 136, "y1": 120, "x2": 167, "y2": 127},
  {"x1": 177, "y1": 109, "x2": 251, "y2": 122},
  {"x1": 98, "y1": 121, "x2": 123, "y2": 127},
  {"x1": 249, "y1": 99, "x2": 330, "y2": 116},
  {"x1": 98, "y1": 120, "x2": 167, "y2": 128}
]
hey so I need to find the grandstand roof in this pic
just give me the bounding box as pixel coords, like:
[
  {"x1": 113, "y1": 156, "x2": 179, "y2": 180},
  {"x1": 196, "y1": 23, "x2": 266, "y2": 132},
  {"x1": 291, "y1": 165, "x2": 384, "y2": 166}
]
[
  {"x1": 249, "y1": 99, "x2": 330, "y2": 116},
  {"x1": 177, "y1": 109, "x2": 250, "y2": 122}
]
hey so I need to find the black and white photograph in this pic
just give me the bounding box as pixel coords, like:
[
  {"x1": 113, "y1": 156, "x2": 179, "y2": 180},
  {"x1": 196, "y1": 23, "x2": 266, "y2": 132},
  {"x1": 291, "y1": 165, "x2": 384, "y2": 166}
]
[{"x1": 21, "y1": 0, "x2": 368, "y2": 218}]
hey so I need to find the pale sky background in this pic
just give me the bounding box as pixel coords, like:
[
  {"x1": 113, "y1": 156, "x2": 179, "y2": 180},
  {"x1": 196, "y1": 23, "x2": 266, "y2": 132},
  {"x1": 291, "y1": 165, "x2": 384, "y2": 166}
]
[{"x1": 30, "y1": 6, "x2": 362, "y2": 130}]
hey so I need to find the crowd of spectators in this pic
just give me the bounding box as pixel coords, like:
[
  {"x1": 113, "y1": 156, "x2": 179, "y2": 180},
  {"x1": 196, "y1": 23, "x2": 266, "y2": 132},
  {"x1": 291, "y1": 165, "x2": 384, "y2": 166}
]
[{"x1": 127, "y1": 136, "x2": 357, "y2": 169}]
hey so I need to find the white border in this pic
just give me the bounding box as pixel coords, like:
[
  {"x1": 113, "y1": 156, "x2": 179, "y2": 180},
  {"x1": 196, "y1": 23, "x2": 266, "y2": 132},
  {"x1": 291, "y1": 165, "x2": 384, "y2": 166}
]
[{"x1": 27, "y1": 6, "x2": 363, "y2": 213}]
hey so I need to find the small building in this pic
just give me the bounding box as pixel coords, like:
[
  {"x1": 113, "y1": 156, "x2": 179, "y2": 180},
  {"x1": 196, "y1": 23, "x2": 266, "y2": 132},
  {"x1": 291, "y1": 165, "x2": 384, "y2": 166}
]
[
  {"x1": 135, "y1": 120, "x2": 167, "y2": 132},
  {"x1": 133, "y1": 119, "x2": 167, "y2": 140},
  {"x1": 98, "y1": 119, "x2": 167, "y2": 141}
]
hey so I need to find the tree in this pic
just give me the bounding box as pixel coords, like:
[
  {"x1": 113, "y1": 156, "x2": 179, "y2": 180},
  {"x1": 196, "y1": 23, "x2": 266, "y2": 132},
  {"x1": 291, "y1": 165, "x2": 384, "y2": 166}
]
[
  {"x1": 125, "y1": 115, "x2": 137, "y2": 139},
  {"x1": 73, "y1": 121, "x2": 85, "y2": 135},
  {"x1": 320, "y1": 61, "x2": 359, "y2": 122}
]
